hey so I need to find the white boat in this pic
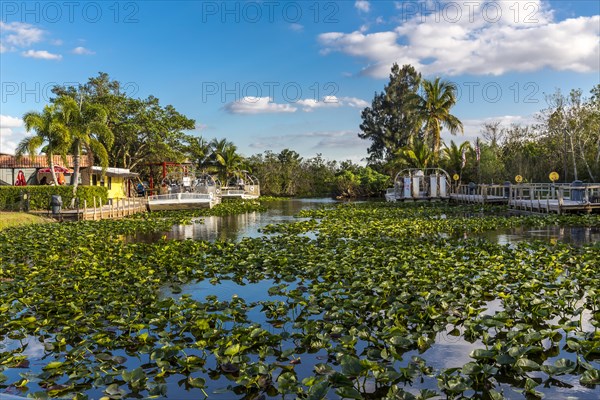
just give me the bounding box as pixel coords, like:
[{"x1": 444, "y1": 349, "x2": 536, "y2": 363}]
[
  {"x1": 218, "y1": 170, "x2": 260, "y2": 200},
  {"x1": 385, "y1": 187, "x2": 399, "y2": 202},
  {"x1": 386, "y1": 168, "x2": 451, "y2": 201},
  {"x1": 147, "y1": 192, "x2": 218, "y2": 211}
]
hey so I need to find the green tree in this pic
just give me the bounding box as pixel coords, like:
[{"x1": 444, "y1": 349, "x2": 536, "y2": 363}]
[
  {"x1": 16, "y1": 105, "x2": 71, "y2": 185},
  {"x1": 359, "y1": 64, "x2": 422, "y2": 165},
  {"x1": 52, "y1": 73, "x2": 195, "y2": 171},
  {"x1": 441, "y1": 140, "x2": 471, "y2": 175},
  {"x1": 394, "y1": 139, "x2": 437, "y2": 169},
  {"x1": 54, "y1": 95, "x2": 113, "y2": 196},
  {"x1": 411, "y1": 77, "x2": 463, "y2": 159}
]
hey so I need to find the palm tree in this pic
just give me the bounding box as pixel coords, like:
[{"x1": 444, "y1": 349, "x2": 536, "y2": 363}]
[
  {"x1": 54, "y1": 95, "x2": 113, "y2": 196},
  {"x1": 394, "y1": 139, "x2": 436, "y2": 169},
  {"x1": 442, "y1": 140, "x2": 472, "y2": 174},
  {"x1": 217, "y1": 144, "x2": 244, "y2": 183},
  {"x1": 16, "y1": 105, "x2": 71, "y2": 185},
  {"x1": 411, "y1": 78, "x2": 463, "y2": 159}
]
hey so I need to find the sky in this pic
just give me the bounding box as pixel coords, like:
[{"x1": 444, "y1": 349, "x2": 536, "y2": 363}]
[{"x1": 1, "y1": 0, "x2": 599, "y2": 164}]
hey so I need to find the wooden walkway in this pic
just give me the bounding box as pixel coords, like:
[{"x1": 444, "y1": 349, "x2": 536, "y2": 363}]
[
  {"x1": 37, "y1": 197, "x2": 147, "y2": 221},
  {"x1": 450, "y1": 184, "x2": 509, "y2": 205},
  {"x1": 450, "y1": 183, "x2": 600, "y2": 214}
]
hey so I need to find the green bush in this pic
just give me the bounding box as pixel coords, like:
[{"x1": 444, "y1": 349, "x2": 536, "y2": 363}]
[
  {"x1": 333, "y1": 166, "x2": 390, "y2": 198},
  {"x1": 0, "y1": 186, "x2": 108, "y2": 211}
]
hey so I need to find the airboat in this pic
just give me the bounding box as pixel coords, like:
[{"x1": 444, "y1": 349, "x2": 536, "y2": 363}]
[
  {"x1": 385, "y1": 168, "x2": 451, "y2": 202},
  {"x1": 218, "y1": 170, "x2": 260, "y2": 200},
  {"x1": 146, "y1": 163, "x2": 221, "y2": 211}
]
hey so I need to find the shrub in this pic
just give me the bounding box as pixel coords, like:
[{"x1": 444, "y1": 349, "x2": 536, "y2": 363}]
[{"x1": 0, "y1": 186, "x2": 108, "y2": 211}]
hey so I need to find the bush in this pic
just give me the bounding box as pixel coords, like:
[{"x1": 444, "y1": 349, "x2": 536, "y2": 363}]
[
  {"x1": 333, "y1": 167, "x2": 390, "y2": 198},
  {"x1": 0, "y1": 186, "x2": 108, "y2": 211}
]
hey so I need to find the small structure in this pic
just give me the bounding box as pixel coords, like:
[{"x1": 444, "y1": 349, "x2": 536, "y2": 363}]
[
  {"x1": 81, "y1": 166, "x2": 140, "y2": 202},
  {"x1": 219, "y1": 170, "x2": 260, "y2": 199},
  {"x1": 0, "y1": 153, "x2": 89, "y2": 185},
  {"x1": 386, "y1": 168, "x2": 451, "y2": 202}
]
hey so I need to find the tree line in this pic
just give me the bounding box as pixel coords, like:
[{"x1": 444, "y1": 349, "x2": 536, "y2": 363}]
[
  {"x1": 16, "y1": 73, "x2": 389, "y2": 198},
  {"x1": 17, "y1": 69, "x2": 599, "y2": 201},
  {"x1": 360, "y1": 63, "x2": 600, "y2": 184}
]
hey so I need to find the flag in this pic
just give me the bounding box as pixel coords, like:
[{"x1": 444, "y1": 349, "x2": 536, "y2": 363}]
[
  {"x1": 461, "y1": 147, "x2": 466, "y2": 169},
  {"x1": 475, "y1": 138, "x2": 481, "y2": 162}
]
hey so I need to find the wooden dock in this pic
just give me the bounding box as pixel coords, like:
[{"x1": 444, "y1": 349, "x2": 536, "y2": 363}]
[
  {"x1": 450, "y1": 184, "x2": 509, "y2": 205},
  {"x1": 508, "y1": 183, "x2": 600, "y2": 214},
  {"x1": 450, "y1": 183, "x2": 600, "y2": 214},
  {"x1": 38, "y1": 197, "x2": 148, "y2": 221}
]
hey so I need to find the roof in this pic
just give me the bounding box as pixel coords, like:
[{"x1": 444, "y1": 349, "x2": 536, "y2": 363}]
[
  {"x1": 88, "y1": 166, "x2": 139, "y2": 178},
  {"x1": 0, "y1": 154, "x2": 92, "y2": 168}
]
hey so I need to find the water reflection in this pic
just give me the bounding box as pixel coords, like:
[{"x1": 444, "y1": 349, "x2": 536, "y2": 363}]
[
  {"x1": 485, "y1": 226, "x2": 600, "y2": 246},
  {"x1": 127, "y1": 198, "x2": 336, "y2": 243}
]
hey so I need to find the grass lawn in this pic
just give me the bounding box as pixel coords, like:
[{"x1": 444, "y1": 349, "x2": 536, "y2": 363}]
[{"x1": 0, "y1": 212, "x2": 53, "y2": 230}]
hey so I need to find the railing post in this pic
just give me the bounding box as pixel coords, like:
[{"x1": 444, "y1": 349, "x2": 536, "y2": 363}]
[
  {"x1": 84, "y1": 199, "x2": 87, "y2": 221},
  {"x1": 93, "y1": 197, "x2": 97, "y2": 220}
]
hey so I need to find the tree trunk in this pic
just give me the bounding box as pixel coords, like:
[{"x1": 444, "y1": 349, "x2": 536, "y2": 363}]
[
  {"x1": 48, "y1": 153, "x2": 59, "y2": 185},
  {"x1": 71, "y1": 139, "x2": 81, "y2": 200}
]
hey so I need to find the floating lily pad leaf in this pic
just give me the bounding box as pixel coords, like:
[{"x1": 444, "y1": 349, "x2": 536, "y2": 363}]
[
  {"x1": 516, "y1": 358, "x2": 541, "y2": 372},
  {"x1": 104, "y1": 383, "x2": 126, "y2": 398},
  {"x1": 42, "y1": 361, "x2": 63, "y2": 370},
  {"x1": 580, "y1": 369, "x2": 600, "y2": 385},
  {"x1": 335, "y1": 386, "x2": 362, "y2": 399},
  {"x1": 307, "y1": 380, "x2": 329, "y2": 400},
  {"x1": 188, "y1": 376, "x2": 206, "y2": 388},
  {"x1": 340, "y1": 355, "x2": 364, "y2": 377},
  {"x1": 470, "y1": 349, "x2": 495, "y2": 360}
]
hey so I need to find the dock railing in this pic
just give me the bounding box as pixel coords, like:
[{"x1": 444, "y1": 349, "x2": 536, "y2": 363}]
[
  {"x1": 452, "y1": 183, "x2": 509, "y2": 204},
  {"x1": 508, "y1": 183, "x2": 600, "y2": 214}
]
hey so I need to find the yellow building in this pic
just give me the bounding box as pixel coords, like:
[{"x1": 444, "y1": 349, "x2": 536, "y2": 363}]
[{"x1": 82, "y1": 166, "x2": 139, "y2": 201}]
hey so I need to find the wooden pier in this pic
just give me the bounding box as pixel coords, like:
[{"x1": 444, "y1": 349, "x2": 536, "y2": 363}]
[
  {"x1": 508, "y1": 183, "x2": 600, "y2": 214},
  {"x1": 450, "y1": 184, "x2": 509, "y2": 205},
  {"x1": 39, "y1": 197, "x2": 148, "y2": 221},
  {"x1": 450, "y1": 183, "x2": 600, "y2": 214}
]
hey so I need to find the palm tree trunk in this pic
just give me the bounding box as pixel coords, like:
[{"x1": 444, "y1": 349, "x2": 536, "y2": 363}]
[
  {"x1": 71, "y1": 139, "x2": 81, "y2": 197},
  {"x1": 48, "y1": 153, "x2": 59, "y2": 185}
]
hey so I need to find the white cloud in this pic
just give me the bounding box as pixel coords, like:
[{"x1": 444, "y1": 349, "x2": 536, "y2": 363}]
[
  {"x1": 224, "y1": 97, "x2": 297, "y2": 114},
  {"x1": 449, "y1": 115, "x2": 537, "y2": 145},
  {"x1": 297, "y1": 96, "x2": 343, "y2": 112},
  {"x1": 0, "y1": 114, "x2": 25, "y2": 154},
  {"x1": 21, "y1": 49, "x2": 62, "y2": 60},
  {"x1": 250, "y1": 130, "x2": 365, "y2": 150},
  {"x1": 319, "y1": 0, "x2": 599, "y2": 77},
  {"x1": 72, "y1": 46, "x2": 95, "y2": 55},
  {"x1": 225, "y1": 96, "x2": 369, "y2": 114},
  {"x1": 340, "y1": 96, "x2": 369, "y2": 108},
  {"x1": 289, "y1": 23, "x2": 304, "y2": 32},
  {"x1": 355, "y1": 1, "x2": 370, "y2": 13},
  {"x1": 0, "y1": 22, "x2": 45, "y2": 50}
]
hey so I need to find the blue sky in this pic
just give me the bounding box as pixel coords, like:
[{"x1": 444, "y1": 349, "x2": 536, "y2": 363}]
[{"x1": 1, "y1": 0, "x2": 599, "y2": 164}]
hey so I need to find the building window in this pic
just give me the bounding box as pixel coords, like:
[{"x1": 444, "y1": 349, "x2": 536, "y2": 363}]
[
  {"x1": 107, "y1": 176, "x2": 112, "y2": 190},
  {"x1": 92, "y1": 174, "x2": 97, "y2": 186}
]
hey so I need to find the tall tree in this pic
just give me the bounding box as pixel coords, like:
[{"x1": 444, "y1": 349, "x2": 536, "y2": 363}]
[
  {"x1": 411, "y1": 77, "x2": 463, "y2": 159},
  {"x1": 54, "y1": 95, "x2": 113, "y2": 195},
  {"x1": 52, "y1": 73, "x2": 195, "y2": 170},
  {"x1": 359, "y1": 64, "x2": 422, "y2": 165},
  {"x1": 16, "y1": 105, "x2": 71, "y2": 185}
]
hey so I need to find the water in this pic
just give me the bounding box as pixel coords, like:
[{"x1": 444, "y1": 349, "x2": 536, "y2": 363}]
[
  {"x1": 4, "y1": 201, "x2": 599, "y2": 399},
  {"x1": 127, "y1": 198, "x2": 336, "y2": 243}
]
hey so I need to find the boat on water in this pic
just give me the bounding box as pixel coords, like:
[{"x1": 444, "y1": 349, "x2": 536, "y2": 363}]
[
  {"x1": 386, "y1": 168, "x2": 451, "y2": 202},
  {"x1": 218, "y1": 170, "x2": 260, "y2": 200},
  {"x1": 147, "y1": 173, "x2": 221, "y2": 211}
]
